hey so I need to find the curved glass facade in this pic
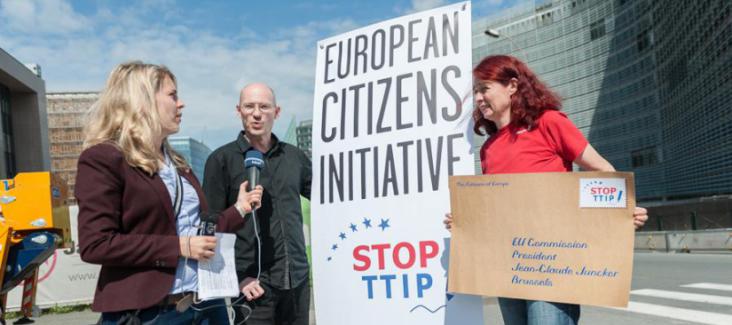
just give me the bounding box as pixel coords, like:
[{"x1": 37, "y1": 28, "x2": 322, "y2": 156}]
[{"x1": 472, "y1": 0, "x2": 731, "y2": 202}]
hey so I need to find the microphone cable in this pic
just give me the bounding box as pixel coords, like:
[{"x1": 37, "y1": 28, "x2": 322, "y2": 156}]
[
  {"x1": 225, "y1": 206, "x2": 262, "y2": 324},
  {"x1": 190, "y1": 203, "x2": 263, "y2": 325}
]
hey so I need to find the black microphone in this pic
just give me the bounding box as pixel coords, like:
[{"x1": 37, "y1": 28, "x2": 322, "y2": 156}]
[
  {"x1": 244, "y1": 150, "x2": 265, "y2": 192},
  {"x1": 199, "y1": 211, "x2": 219, "y2": 236}
]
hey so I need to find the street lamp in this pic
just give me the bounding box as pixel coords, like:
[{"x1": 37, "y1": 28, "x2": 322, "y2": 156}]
[{"x1": 484, "y1": 28, "x2": 528, "y2": 61}]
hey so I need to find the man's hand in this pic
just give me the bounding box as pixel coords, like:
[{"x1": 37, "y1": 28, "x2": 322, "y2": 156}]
[
  {"x1": 236, "y1": 181, "x2": 263, "y2": 214},
  {"x1": 239, "y1": 277, "x2": 265, "y2": 301},
  {"x1": 633, "y1": 207, "x2": 648, "y2": 230}
]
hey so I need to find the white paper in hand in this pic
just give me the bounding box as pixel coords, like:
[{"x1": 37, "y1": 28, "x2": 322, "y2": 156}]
[{"x1": 197, "y1": 233, "x2": 239, "y2": 300}]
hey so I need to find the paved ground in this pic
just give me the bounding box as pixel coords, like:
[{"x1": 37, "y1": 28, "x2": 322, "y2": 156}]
[
  {"x1": 8, "y1": 252, "x2": 732, "y2": 324},
  {"x1": 483, "y1": 252, "x2": 732, "y2": 325}
]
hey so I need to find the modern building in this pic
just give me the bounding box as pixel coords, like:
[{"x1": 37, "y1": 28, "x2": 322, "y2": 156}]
[
  {"x1": 652, "y1": 0, "x2": 732, "y2": 200},
  {"x1": 47, "y1": 92, "x2": 98, "y2": 204},
  {"x1": 282, "y1": 116, "x2": 298, "y2": 145},
  {"x1": 296, "y1": 119, "x2": 312, "y2": 159},
  {"x1": 169, "y1": 136, "x2": 212, "y2": 181},
  {"x1": 644, "y1": 0, "x2": 732, "y2": 229},
  {"x1": 472, "y1": 0, "x2": 731, "y2": 229},
  {"x1": 0, "y1": 48, "x2": 50, "y2": 179}
]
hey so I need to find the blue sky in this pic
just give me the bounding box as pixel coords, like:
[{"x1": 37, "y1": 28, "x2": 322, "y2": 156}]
[{"x1": 0, "y1": 0, "x2": 524, "y2": 149}]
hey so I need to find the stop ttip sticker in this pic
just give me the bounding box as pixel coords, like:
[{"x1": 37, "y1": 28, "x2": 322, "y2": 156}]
[{"x1": 579, "y1": 178, "x2": 627, "y2": 208}]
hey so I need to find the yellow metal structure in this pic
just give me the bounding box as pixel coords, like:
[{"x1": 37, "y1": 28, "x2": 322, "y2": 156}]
[
  {"x1": 0, "y1": 172, "x2": 72, "y2": 245},
  {"x1": 0, "y1": 172, "x2": 71, "y2": 323}
]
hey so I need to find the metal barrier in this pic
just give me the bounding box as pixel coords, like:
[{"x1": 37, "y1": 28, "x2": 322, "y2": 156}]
[{"x1": 635, "y1": 228, "x2": 732, "y2": 252}]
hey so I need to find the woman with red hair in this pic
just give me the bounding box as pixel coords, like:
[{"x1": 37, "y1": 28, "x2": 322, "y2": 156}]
[{"x1": 444, "y1": 55, "x2": 648, "y2": 324}]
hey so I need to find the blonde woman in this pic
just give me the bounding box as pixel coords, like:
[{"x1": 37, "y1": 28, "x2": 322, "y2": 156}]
[{"x1": 75, "y1": 61, "x2": 263, "y2": 324}]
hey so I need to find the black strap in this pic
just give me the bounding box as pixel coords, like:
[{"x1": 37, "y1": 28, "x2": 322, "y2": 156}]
[
  {"x1": 166, "y1": 147, "x2": 183, "y2": 218},
  {"x1": 173, "y1": 169, "x2": 183, "y2": 218},
  {"x1": 116, "y1": 310, "x2": 142, "y2": 325}
]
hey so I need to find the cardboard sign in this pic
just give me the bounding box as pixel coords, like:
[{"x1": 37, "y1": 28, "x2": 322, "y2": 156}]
[{"x1": 447, "y1": 172, "x2": 636, "y2": 307}]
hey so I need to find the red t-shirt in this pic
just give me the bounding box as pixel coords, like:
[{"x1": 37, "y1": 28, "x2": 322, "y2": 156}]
[{"x1": 480, "y1": 110, "x2": 588, "y2": 174}]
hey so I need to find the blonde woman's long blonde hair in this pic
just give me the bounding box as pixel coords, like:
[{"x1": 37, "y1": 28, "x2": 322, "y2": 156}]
[{"x1": 83, "y1": 61, "x2": 189, "y2": 175}]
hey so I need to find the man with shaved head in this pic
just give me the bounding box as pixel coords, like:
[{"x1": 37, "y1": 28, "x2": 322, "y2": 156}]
[{"x1": 204, "y1": 83, "x2": 312, "y2": 324}]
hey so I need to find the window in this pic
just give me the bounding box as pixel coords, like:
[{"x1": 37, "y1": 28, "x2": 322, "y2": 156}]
[
  {"x1": 666, "y1": 58, "x2": 688, "y2": 91},
  {"x1": 637, "y1": 31, "x2": 652, "y2": 52},
  {"x1": 0, "y1": 85, "x2": 15, "y2": 178},
  {"x1": 631, "y1": 147, "x2": 659, "y2": 168},
  {"x1": 590, "y1": 19, "x2": 606, "y2": 40}
]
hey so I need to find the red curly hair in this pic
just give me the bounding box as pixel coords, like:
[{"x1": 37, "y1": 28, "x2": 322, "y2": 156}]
[{"x1": 472, "y1": 55, "x2": 562, "y2": 136}]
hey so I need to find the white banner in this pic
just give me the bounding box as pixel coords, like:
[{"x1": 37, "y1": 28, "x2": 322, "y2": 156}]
[
  {"x1": 311, "y1": 2, "x2": 483, "y2": 324},
  {"x1": 7, "y1": 205, "x2": 98, "y2": 310}
]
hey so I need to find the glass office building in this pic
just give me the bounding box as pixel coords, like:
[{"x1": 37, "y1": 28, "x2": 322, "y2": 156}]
[
  {"x1": 169, "y1": 136, "x2": 212, "y2": 181},
  {"x1": 653, "y1": 0, "x2": 732, "y2": 199},
  {"x1": 472, "y1": 0, "x2": 731, "y2": 204},
  {"x1": 296, "y1": 119, "x2": 313, "y2": 160}
]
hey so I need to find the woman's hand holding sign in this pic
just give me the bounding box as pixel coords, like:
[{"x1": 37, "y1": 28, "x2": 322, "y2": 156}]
[{"x1": 443, "y1": 213, "x2": 453, "y2": 232}]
